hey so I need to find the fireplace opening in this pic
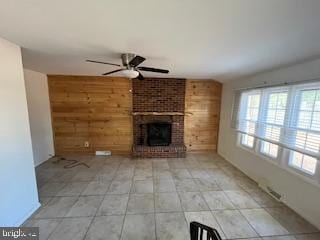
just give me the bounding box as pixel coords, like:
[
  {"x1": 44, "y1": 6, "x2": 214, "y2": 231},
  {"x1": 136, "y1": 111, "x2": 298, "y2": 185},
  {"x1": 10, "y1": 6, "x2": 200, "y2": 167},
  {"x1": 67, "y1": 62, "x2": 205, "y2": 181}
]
[{"x1": 147, "y1": 122, "x2": 172, "y2": 146}]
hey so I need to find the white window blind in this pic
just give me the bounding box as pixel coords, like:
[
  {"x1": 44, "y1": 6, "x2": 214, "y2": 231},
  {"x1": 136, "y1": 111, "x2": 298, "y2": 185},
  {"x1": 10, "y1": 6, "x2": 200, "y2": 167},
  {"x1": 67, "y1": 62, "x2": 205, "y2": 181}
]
[
  {"x1": 239, "y1": 92, "x2": 260, "y2": 148},
  {"x1": 260, "y1": 91, "x2": 288, "y2": 158},
  {"x1": 232, "y1": 82, "x2": 320, "y2": 160}
]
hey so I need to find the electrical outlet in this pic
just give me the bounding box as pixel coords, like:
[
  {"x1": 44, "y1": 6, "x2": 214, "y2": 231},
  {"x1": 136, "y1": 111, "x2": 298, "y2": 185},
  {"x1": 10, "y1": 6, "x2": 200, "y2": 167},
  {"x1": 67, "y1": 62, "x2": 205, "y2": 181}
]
[{"x1": 84, "y1": 141, "x2": 89, "y2": 148}]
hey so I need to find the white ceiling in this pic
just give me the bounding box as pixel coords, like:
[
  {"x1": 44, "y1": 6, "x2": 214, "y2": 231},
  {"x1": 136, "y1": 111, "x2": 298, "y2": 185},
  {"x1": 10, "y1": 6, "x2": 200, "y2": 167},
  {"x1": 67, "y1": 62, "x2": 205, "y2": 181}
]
[{"x1": 1, "y1": 0, "x2": 320, "y2": 82}]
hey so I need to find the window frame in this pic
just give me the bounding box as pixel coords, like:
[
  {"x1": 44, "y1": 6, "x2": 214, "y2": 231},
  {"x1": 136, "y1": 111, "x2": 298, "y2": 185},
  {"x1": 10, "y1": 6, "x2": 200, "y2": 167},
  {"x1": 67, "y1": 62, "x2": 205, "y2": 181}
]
[
  {"x1": 288, "y1": 151, "x2": 317, "y2": 175},
  {"x1": 287, "y1": 84, "x2": 320, "y2": 175},
  {"x1": 238, "y1": 90, "x2": 261, "y2": 149},
  {"x1": 240, "y1": 133, "x2": 256, "y2": 149},
  {"x1": 257, "y1": 87, "x2": 290, "y2": 159}
]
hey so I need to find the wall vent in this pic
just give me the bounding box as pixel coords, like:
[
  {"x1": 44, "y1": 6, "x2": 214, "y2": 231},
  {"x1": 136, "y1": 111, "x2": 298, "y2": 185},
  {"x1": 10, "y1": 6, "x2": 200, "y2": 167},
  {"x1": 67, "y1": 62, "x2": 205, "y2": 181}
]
[
  {"x1": 95, "y1": 150, "x2": 111, "y2": 156},
  {"x1": 266, "y1": 186, "x2": 282, "y2": 201}
]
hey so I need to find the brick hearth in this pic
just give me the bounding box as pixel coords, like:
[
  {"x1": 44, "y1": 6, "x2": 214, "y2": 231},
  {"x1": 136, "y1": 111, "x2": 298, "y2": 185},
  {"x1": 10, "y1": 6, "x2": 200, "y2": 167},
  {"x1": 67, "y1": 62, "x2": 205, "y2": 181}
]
[{"x1": 132, "y1": 78, "x2": 186, "y2": 158}]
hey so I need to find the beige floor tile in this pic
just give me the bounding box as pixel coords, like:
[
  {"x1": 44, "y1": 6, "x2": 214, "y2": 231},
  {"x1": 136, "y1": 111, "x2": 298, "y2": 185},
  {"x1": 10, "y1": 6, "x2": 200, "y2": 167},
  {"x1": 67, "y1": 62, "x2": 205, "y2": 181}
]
[
  {"x1": 48, "y1": 217, "x2": 92, "y2": 240},
  {"x1": 246, "y1": 188, "x2": 283, "y2": 207},
  {"x1": 34, "y1": 197, "x2": 78, "y2": 218},
  {"x1": 213, "y1": 210, "x2": 258, "y2": 239},
  {"x1": 153, "y1": 169, "x2": 173, "y2": 179},
  {"x1": 262, "y1": 236, "x2": 297, "y2": 240},
  {"x1": 114, "y1": 170, "x2": 134, "y2": 181},
  {"x1": 189, "y1": 169, "x2": 210, "y2": 179},
  {"x1": 236, "y1": 176, "x2": 259, "y2": 190},
  {"x1": 94, "y1": 172, "x2": 115, "y2": 181},
  {"x1": 71, "y1": 171, "x2": 97, "y2": 182},
  {"x1": 97, "y1": 194, "x2": 129, "y2": 215},
  {"x1": 241, "y1": 208, "x2": 289, "y2": 236},
  {"x1": 178, "y1": 192, "x2": 209, "y2": 211},
  {"x1": 85, "y1": 215, "x2": 124, "y2": 240},
  {"x1": 121, "y1": 214, "x2": 156, "y2": 240},
  {"x1": 168, "y1": 160, "x2": 186, "y2": 169},
  {"x1": 131, "y1": 180, "x2": 153, "y2": 193},
  {"x1": 56, "y1": 182, "x2": 89, "y2": 196},
  {"x1": 202, "y1": 191, "x2": 235, "y2": 210},
  {"x1": 194, "y1": 178, "x2": 220, "y2": 191},
  {"x1": 127, "y1": 194, "x2": 154, "y2": 214},
  {"x1": 174, "y1": 178, "x2": 199, "y2": 192},
  {"x1": 171, "y1": 169, "x2": 192, "y2": 180},
  {"x1": 23, "y1": 219, "x2": 61, "y2": 240},
  {"x1": 66, "y1": 195, "x2": 103, "y2": 217},
  {"x1": 154, "y1": 179, "x2": 176, "y2": 192},
  {"x1": 265, "y1": 207, "x2": 318, "y2": 234},
  {"x1": 39, "y1": 182, "x2": 67, "y2": 197},
  {"x1": 81, "y1": 181, "x2": 110, "y2": 195},
  {"x1": 39, "y1": 196, "x2": 53, "y2": 206},
  {"x1": 155, "y1": 212, "x2": 189, "y2": 240},
  {"x1": 50, "y1": 170, "x2": 77, "y2": 183},
  {"x1": 224, "y1": 190, "x2": 260, "y2": 209},
  {"x1": 215, "y1": 177, "x2": 243, "y2": 190},
  {"x1": 155, "y1": 192, "x2": 182, "y2": 212},
  {"x1": 294, "y1": 233, "x2": 320, "y2": 240},
  {"x1": 152, "y1": 160, "x2": 170, "y2": 170},
  {"x1": 108, "y1": 180, "x2": 132, "y2": 194}
]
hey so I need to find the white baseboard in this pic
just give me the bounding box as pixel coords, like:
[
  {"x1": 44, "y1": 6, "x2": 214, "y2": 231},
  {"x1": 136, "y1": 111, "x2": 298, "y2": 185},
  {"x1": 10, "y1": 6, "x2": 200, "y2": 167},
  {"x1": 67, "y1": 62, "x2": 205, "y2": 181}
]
[{"x1": 15, "y1": 202, "x2": 41, "y2": 226}]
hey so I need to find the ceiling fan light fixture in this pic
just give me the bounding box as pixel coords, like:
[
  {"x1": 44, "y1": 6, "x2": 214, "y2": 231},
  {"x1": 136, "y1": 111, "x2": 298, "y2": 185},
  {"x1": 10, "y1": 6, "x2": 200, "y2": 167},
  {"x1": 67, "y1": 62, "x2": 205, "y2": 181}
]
[{"x1": 122, "y1": 69, "x2": 139, "y2": 78}]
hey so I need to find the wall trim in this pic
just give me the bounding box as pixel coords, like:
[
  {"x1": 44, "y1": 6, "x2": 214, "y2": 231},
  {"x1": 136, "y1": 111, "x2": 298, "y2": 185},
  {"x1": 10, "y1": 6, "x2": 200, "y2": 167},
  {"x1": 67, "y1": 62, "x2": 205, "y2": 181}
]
[{"x1": 15, "y1": 202, "x2": 41, "y2": 227}]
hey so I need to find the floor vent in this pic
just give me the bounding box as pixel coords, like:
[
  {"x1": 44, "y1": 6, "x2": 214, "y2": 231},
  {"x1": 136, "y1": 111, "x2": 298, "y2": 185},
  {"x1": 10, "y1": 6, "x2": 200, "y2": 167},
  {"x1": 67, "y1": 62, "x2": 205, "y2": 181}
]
[{"x1": 266, "y1": 186, "x2": 282, "y2": 201}]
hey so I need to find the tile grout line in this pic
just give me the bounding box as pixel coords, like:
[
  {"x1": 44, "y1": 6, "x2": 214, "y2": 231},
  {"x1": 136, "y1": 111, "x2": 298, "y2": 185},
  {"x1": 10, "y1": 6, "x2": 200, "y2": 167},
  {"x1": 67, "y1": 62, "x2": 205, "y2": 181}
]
[
  {"x1": 82, "y1": 156, "x2": 122, "y2": 240},
  {"x1": 152, "y1": 160, "x2": 158, "y2": 240},
  {"x1": 119, "y1": 158, "x2": 136, "y2": 240}
]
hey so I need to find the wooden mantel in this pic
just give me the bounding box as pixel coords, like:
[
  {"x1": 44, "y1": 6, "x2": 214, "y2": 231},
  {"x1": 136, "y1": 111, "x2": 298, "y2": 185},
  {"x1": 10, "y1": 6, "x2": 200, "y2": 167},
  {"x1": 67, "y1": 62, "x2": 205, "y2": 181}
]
[{"x1": 132, "y1": 112, "x2": 184, "y2": 116}]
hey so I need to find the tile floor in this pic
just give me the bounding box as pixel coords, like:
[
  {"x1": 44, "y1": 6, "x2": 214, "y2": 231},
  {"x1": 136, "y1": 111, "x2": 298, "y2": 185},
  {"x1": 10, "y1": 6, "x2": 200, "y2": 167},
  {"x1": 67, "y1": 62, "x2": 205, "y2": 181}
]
[{"x1": 24, "y1": 153, "x2": 319, "y2": 240}]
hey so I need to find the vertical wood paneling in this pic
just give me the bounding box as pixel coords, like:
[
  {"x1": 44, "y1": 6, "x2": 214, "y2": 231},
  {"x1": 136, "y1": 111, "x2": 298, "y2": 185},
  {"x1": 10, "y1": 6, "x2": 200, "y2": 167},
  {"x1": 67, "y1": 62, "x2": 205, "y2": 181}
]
[
  {"x1": 48, "y1": 75, "x2": 133, "y2": 155},
  {"x1": 185, "y1": 80, "x2": 222, "y2": 152}
]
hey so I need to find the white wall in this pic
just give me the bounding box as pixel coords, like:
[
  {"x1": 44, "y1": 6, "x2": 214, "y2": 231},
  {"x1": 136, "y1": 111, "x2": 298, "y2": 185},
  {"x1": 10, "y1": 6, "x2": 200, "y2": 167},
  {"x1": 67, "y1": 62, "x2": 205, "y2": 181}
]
[
  {"x1": 0, "y1": 38, "x2": 40, "y2": 226},
  {"x1": 24, "y1": 69, "x2": 54, "y2": 166},
  {"x1": 219, "y1": 58, "x2": 320, "y2": 229}
]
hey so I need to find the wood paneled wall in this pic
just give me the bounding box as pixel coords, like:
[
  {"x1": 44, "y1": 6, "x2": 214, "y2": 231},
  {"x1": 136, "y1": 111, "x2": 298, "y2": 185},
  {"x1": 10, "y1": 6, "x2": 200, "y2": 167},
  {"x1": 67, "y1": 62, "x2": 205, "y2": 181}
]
[
  {"x1": 184, "y1": 80, "x2": 222, "y2": 152},
  {"x1": 48, "y1": 76, "x2": 221, "y2": 155},
  {"x1": 48, "y1": 75, "x2": 132, "y2": 155}
]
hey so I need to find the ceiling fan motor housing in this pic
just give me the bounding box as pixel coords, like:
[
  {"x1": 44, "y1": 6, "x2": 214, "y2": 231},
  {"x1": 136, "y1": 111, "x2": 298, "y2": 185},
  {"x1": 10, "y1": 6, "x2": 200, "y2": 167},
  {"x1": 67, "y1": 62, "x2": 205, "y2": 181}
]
[{"x1": 121, "y1": 53, "x2": 136, "y2": 67}]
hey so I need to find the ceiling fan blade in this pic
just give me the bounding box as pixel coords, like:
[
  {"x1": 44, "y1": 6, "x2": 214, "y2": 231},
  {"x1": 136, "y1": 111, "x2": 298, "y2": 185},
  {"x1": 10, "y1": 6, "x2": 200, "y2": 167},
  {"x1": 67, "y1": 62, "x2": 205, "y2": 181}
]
[
  {"x1": 137, "y1": 66, "x2": 169, "y2": 74},
  {"x1": 86, "y1": 59, "x2": 121, "y2": 67},
  {"x1": 136, "y1": 71, "x2": 144, "y2": 80},
  {"x1": 129, "y1": 55, "x2": 146, "y2": 67},
  {"x1": 102, "y1": 68, "x2": 123, "y2": 75}
]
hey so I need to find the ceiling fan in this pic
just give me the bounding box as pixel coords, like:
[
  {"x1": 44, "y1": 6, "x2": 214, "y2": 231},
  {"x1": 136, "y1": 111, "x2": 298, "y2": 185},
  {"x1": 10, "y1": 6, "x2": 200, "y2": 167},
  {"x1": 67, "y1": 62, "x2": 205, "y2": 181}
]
[{"x1": 86, "y1": 53, "x2": 169, "y2": 80}]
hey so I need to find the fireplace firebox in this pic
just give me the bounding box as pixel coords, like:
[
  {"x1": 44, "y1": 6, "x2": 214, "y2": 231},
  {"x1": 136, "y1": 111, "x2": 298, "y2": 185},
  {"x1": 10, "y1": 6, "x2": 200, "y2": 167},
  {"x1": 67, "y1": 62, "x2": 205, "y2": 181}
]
[{"x1": 147, "y1": 122, "x2": 172, "y2": 146}]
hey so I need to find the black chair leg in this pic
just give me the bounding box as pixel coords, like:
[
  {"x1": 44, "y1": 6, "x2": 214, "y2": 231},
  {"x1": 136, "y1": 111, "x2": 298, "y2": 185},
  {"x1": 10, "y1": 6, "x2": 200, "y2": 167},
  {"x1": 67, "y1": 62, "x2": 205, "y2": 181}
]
[{"x1": 190, "y1": 221, "x2": 222, "y2": 240}]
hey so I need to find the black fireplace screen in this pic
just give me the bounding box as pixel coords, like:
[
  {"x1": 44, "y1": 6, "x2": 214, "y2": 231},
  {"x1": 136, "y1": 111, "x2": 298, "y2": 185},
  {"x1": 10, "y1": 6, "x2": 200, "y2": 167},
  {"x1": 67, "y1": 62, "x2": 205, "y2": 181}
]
[{"x1": 147, "y1": 122, "x2": 172, "y2": 146}]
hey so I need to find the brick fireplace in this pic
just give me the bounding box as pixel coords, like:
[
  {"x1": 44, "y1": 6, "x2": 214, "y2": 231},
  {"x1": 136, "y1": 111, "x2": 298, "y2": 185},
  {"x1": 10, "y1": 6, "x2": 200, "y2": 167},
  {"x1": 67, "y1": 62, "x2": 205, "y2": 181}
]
[{"x1": 132, "y1": 78, "x2": 186, "y2": 158}]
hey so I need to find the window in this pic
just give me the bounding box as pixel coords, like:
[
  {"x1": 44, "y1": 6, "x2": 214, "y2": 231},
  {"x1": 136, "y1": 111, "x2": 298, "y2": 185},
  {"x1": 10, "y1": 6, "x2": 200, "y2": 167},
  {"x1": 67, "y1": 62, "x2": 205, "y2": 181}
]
[
  {"x1": 245, "y1": 93, "x2": 261, "y2": 121},
  {"x1": 239, "y1": 92, "x2": 261, "y2": 148},
  {"x1": 290, "y1": 151, "x2": 317, "y2": 174},
  {"x1": 288, "y1": 89, "x2": 320, "y2": 174},
  {"x1": 260, "y1": 91, "x2": 288, "y2": 158},
  {"x1": 241, "y1": 133, "x2": 255, "y2": 148},
  {"x1": 232, "y1": 82, "x2": 320, "y2": 180}
]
